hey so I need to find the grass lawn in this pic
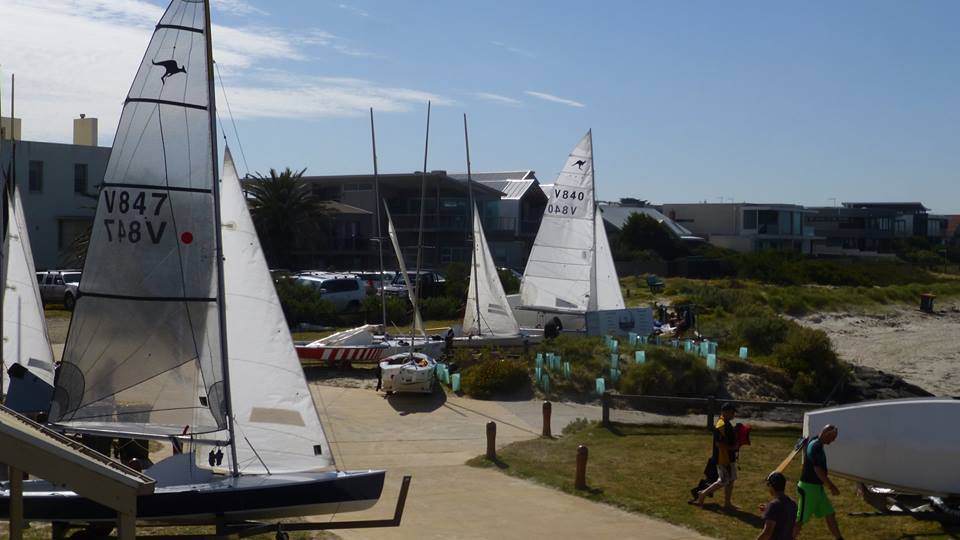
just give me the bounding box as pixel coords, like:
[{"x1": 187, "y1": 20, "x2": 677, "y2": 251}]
[{"x1": 468, "y1": 421, "x2": 958, "y2": 540}]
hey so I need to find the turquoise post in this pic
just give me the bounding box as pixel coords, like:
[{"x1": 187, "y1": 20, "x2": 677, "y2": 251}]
[
  {"x1": 635, "y1": 350, "x2": 646, "y2": 364},
  {"x1": 706, "y1": 354, "x2": 717, "y2": 369},
  {"x1": 739, "y1": 347, "x2": 749, "y2": 359}
]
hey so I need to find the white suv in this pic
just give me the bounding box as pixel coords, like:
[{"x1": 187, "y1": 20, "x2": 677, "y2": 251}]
[
  {"x1": 293, "y1": 273, "x2": 365, "y2": 311},
  {"x1": 37, "y1": 270, "x2": 82, "y2": 310}
]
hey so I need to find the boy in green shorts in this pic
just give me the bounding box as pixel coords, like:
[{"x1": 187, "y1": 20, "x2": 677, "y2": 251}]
[{"x1": 795, "y1": 424, "x2": 843, "y2": 539}]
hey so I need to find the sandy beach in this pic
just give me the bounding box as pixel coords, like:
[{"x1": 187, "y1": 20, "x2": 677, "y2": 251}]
[{"x1": 797, "y1": 301, "x2": 960, "y2": 397}]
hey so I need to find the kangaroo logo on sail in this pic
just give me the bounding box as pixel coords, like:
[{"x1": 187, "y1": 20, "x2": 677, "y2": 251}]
[
  {"x1": 101, "y1": 189, "x2": 169, "y2": 244},
  {"x1": 152, "y1": 60, "x2": 186, "y2": 84},
  {"x1": 546, "y1": 188, "x2": 587, "y2": 217}
]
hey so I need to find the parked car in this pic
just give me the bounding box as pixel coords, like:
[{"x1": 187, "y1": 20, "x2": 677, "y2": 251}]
[
  {"x1": 345, "y1": 270, "x2": 393, "y2": 295},
  {"x1": 292, "y1": 273, "x2": 365, "y2": 311},
  {"x1": 383, "y1": 270, "x2": 446, "y2": 300},
  {"x1": 37, "y1": 270, "x2": 82, "y2": 310}
]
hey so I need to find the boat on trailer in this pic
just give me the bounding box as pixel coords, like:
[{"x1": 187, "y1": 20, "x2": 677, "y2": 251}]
[
  {"x1": 804, "y1": 398, "x2": 960, "y2": 523},
  {"x1": 379, "y1": 353, "x2": 437, "y2": 394},
  {"x1": 295, "y1": 324, "x2": 445, "y2": 367},
  {"x1": 0, "y1": 0, "x2": 384, "y2": 523}
]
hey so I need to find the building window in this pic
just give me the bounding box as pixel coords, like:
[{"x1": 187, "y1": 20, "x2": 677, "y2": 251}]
[
  {"x1": 74, "y1": 163, "x2": 88, "y2": 193},
  {"x1": 743, "y1": 210, "x2": 757, "y2": 230},
  {"x1": 29, "y1": 160, "x2": 44, "y2": 192}
]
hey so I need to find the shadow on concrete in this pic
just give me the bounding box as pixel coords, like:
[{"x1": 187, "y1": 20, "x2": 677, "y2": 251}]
[{"x1": 385, "y1": 388, "x2": 447, "y2": 415}]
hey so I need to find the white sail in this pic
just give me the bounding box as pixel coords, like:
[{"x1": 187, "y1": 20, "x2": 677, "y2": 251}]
[
  {"x1": 593, "y1": 207, "x2": 625, "y2": 310},
  {"x1": 49, "y1": 0, "x2": 225, "y2": 438},
  {"x1": 216, "y1": 147, "x2": 332, "y2": 473},
  {"x1": 384, "y1": 206, "x2": 424, "y2": 334},
  {"x1": 520, "y1": 131, "x2": 597, "y2": 313},
  {"x1": 464, "y1": 208, "x2": 520, "y2": 337},
  {"x1": 2, "y1": 188, "x2": 56, "y2": 392}
]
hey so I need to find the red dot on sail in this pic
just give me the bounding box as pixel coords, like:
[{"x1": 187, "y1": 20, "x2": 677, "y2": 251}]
[{"x1": 181, "y1": 232, "x2": 194, "y2": 244}]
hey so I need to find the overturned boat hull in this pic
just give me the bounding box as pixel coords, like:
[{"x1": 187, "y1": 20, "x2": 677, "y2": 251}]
[
  {"x1": 380, "y1": 353, "x2": 436, "y2": 394},
  {"x1": 803, "y1": 398, "x2": 960, "y2": 496},
  {"x1": 0, "y1": 469, "x2": 384, "y2": 524}
]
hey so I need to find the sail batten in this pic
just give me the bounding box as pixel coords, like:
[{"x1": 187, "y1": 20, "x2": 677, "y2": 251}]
[{"x1": 50, "y1": 0, "x2": 225, "y2": 437}]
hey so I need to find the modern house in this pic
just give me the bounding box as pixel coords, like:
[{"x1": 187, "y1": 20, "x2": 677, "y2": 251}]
[
  {"x1": 296, "y1": 171, "x2": 518, "y2": 270},
  {"x1": 0, "y1": 116, "x2": 109, "y2": 268},
  {"x1": 659, "y1": 203, "x2": 816, "y2": 253},
  {"x1": 840, "y1": 202, "x2": 931, "y2": 239},
  {"x1": 598, "y1": 202, "x2": 703, "y2": 243},
  {"x1": 449, "y1": 171, "x2": 547, "y2": 269},
  {"x1": 804, "y1": 205, "x2": 897, "y2": 256}
]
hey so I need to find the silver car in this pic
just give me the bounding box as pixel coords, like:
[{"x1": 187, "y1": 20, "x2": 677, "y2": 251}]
[{"x1": 37, "y1": 270, "x2": 82, "y2": 310}]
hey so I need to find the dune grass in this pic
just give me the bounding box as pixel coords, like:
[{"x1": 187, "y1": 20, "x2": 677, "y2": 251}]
[{"x1": 469, "y1": 421, "x2": 958, "y2": 540}]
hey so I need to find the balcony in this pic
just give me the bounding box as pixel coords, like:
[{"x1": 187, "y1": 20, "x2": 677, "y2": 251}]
[{"x1": 390, "y1": 213, "x2": 469, "y2": 231}]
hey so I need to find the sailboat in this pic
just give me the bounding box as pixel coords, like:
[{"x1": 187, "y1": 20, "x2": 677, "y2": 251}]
[
  {"x1": 510, "y1": 130, "x2": 629, "y2": 333},
  {"x1": 2, "y1": 184, "x2": 57, "y2": 413},
  {"x1": 0, "y1": 0, "x2": 382, "y2": 523}
]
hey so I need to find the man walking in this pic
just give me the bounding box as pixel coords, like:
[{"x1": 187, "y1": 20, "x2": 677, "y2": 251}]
[
  {"x1": 695, "y1": 402, "x2": 739, "y2": 509},
  {"x1": 795, "y1": 424, "x2": 843, "y2": 539},
  {"x1": 757, "y1": 472, "x2": 796, "y2": 540}
]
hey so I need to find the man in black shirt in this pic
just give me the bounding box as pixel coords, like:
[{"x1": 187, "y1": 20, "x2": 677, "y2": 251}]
[
  {"x1": 795, "y1": 424, "x2": 843, "y2": 539},
  {"x1": 757, "y1": 472, "x2": 796, "y2": 540}
]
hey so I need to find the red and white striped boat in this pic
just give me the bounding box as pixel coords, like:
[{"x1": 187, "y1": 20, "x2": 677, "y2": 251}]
[{"x1": 296, "y1": 325, "x2": 445, "y2": 367}]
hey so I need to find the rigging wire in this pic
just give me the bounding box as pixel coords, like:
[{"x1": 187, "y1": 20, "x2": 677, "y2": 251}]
[{"x1": 214, "y1": 61, "x2": 251, "y2": 177}]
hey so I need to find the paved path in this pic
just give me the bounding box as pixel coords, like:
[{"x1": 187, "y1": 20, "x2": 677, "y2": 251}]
[{"x1": 310, "y1": 385, "x2": 711, "y2": 539}]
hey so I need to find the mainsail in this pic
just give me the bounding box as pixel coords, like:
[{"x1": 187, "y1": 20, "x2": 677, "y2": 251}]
[
  {"x1": 216, "y1": 147, "x2": 332, "y2": 473},
  {"x1": 520, "y1": 130, "x2": 623, "y2": 314},
  {"x1": 464, "y1": 208, "x2": 520, "y2": 337},
  {"x1": 49, "y1": 0, "x2": 226, "y2": 437},
  {"x1": 2, "y1": 187, "x2": 56, "y2": 393},
  {"x1": 384, "y1": 205, "x2": 424, "y2": 334}
]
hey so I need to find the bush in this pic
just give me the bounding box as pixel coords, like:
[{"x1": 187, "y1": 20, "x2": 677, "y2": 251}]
[
  {"x1": 732, "y1": 309, "x2": 791, "y2": 355},
  {"x1": 421, "y1": 296, "x2": 462, "y2": 320},
  {"x1": 444, "y1": 262, "x2": 470, "y2": 299},
  {"x1": 275, "y1": 279, "x2": 337, "y2": 326},
  {"x1": 622, "y1": 363, "x2": 674, "y2": 395},
  {"x1": 773, "y1": 326, "x2": 847, "y2": 401},
  {"x1": 498, "y1": 269, "x2": 520, "y2": 294},
  {"x1": 461, "y1": 359, "x2": 530, "y2": 399},
  {"x1": 361, "y1": 295, "x2": 411, "y2": 326},
  {"x1": 619, "y1": 348, "x2": 718, "y2": 396}
]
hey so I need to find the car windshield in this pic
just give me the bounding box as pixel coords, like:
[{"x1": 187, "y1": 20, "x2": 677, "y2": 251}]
[{"x1": 62, "y1": 273, "x2": 81, "y2": 284}]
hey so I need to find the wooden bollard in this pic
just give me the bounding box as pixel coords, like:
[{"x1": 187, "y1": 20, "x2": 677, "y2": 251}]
[
  {"x1": 575, "y1": 445, "x2": 588, "y2": 490},
  {"x1": 486, "y1": 421, "x2": 497, "y2": 460},
  {"x1": 601, "y1": 391, "x2": 611, "y2": 427},
  {"x1": 542, "y1": 401, "x2": 552, "y2": 438}
]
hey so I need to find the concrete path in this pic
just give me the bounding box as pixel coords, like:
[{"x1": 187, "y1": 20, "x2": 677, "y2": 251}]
[{"x1": 310, "y1": 385, "x2": 711, "y2": 539}]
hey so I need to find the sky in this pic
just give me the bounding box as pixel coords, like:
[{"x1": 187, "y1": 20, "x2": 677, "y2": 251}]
[{"x1": 1, "y1": 0, "x2": 958, "y2": 213}]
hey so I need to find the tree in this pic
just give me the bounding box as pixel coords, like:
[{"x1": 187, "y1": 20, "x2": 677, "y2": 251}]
[
  {"x1": 618, "y1": 213, "x2": 687, "y2": 260},
  {"x1": 246, "y1": 167, "x2": 327, "y2": 269}
]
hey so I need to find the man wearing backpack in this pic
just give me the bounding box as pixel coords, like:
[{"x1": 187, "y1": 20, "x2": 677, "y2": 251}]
[{"x1": 795, "y1": 424, "x2": 844, "y2": 539}]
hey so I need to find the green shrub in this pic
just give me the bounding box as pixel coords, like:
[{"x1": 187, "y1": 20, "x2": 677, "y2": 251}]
[
  {"x1": 774, "y1": 326, "x2": 847, "y2": 401},
  {"x1": 498, "y1": 269, "x2": 520, "y2": 294},
  {"x1": 275, "y1": 279, "x2": 337, "y2": 326},
  {"x1": 443, "y1": 262, "x2": 470, "y2": 299},
  {"x1": 622, "y1": 362, "x2": 674, "y2": 395},
  {"x1": 361, "y1": 295, "x2": 411, "y2": 326},
  {"x1": 421, "y1": 296, "x2": 462, "y2": 320},
  {"x1": 618, "y1": 348, "x2": 718, "y2": 396},
  {"x1": 732, "y1": 309, "x2": 791, "y2": 355},
  {"x1": 461, "y1": 359, "x2": 530, "y2": 399}
]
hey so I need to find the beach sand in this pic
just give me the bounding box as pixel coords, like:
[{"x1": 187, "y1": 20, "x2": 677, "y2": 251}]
[{"x1": 798, "y1": 301, "x2": 960, "y2": 397}]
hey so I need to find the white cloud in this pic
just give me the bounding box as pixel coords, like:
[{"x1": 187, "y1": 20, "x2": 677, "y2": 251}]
[
  {"x1": 491, "y1": 40, "x2": 536, "y2": 59},
  {"x1": 525, "y1": 91, "x2": 585, "y2": 108},
  {"x1": 0, "y1": 0, "x2": 437, "y2": 143},
  {"x1": 213, "y1": 0, "x2": 268, "y2": 17},
  {"x1": 338, "y1": 3, "x2": 369, "y2": 17},
  {"x1": 474, "y1": 92, "x2": 521, "y2": 106}
]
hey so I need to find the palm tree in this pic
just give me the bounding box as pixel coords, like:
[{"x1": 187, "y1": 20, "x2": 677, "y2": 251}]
[{"x1": 246, "y1": 167, "x2": 328, "y2": 269}]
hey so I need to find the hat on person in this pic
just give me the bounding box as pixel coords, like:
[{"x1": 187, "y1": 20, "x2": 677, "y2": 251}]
[
  {"x1": 720, "y1": 402, "x2": 737, "y2": 413},
  {"x1": 766, "y1": 472, "x2": 787, "y2": 491}
]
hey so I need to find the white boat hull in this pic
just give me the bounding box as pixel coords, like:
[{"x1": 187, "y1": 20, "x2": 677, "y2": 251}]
[
  {"x1": 803, "y1": 398, "x2": 960, "y2": 496},
  {"x1": 453, "y1": 332, "x2": 543, "y2": 348},
  {"x1": 380, "y1": 353, "x2": 436, "y2": 394}
]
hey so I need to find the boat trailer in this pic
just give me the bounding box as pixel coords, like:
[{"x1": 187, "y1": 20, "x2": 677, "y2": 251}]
[
  {"x1": 51, "y1": 475, "x2": 412, "y2": 540},
  {"x1": 849, "y1": 483, "x2": 960, "y2": 525}
]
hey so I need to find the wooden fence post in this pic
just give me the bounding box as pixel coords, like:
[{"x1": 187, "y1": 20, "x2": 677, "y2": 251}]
[
  {"x1": 575, "y1": 445, "x2": 588, "y2": 490},
  {"x1": 601, "y1": 391, "x2": 611, "y2": 427},
  {"x1": 542, "y1": 401, "x2": 552, "y2": 438},
  {"x1": 706, "y1": 395, "x2": 716, "y2": 429},
  {"x1": 486, "y1": 421, "x2": 497, "y2": 460}
]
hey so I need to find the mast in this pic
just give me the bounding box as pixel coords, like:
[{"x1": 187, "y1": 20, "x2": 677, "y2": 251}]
[
  {"x1": 203, "y1": 0, "x2": 238, "y2": 477},
  {"x1": 412, "y1": 101, "x2": 430, "y2": 354},
  {"x1": 463, "y1": 114, "x2": 481, "y2": 335},
  {"x1": 588, "y1": 129, "x2": 598, "y2": 312},
  {"x1": 369, "y1": 108, "x2": 387, "y2": 330}
]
